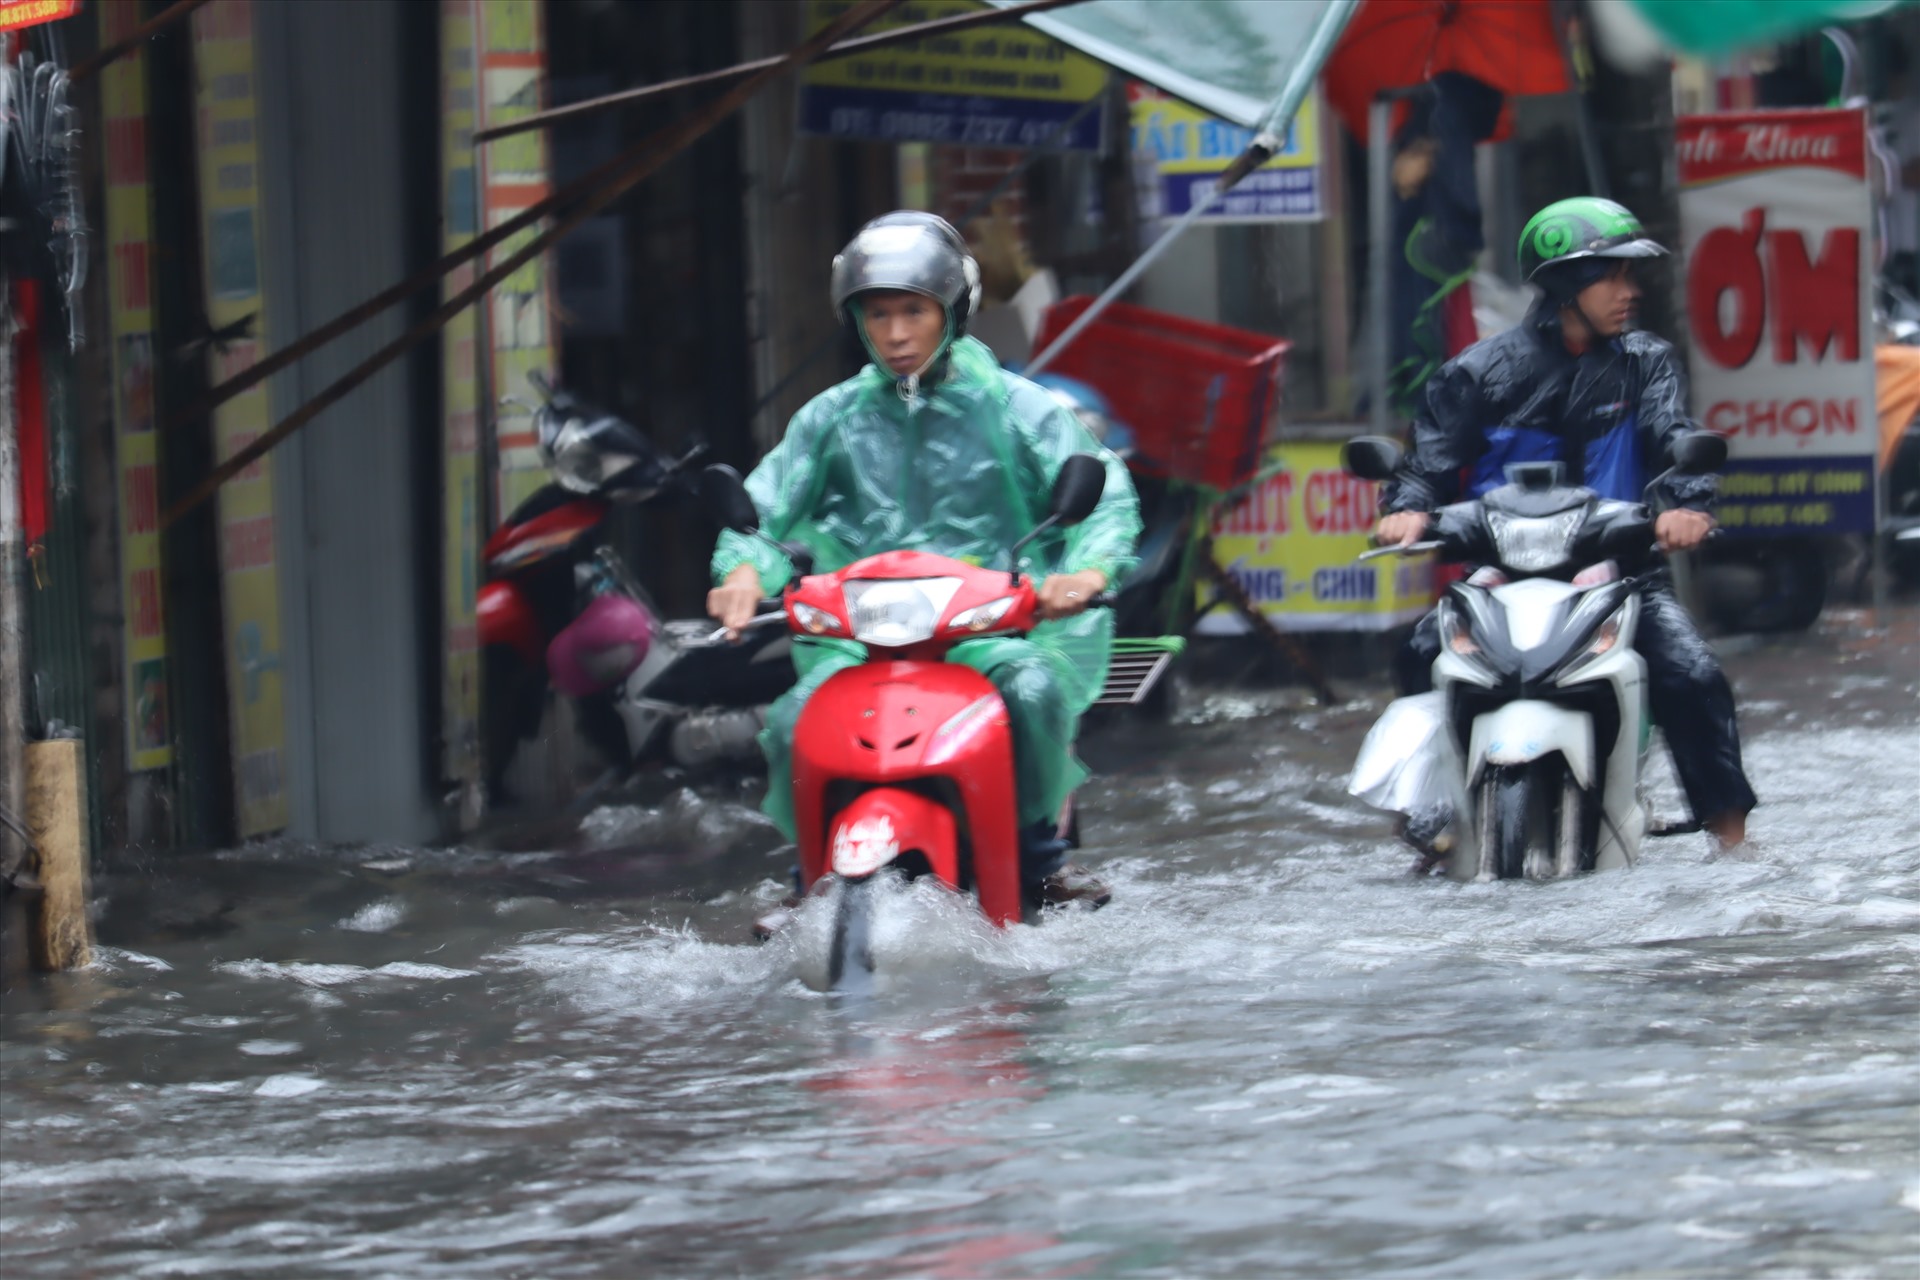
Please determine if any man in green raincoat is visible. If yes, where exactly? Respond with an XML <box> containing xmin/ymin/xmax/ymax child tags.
<box><xmin>708</xmin><ymin>211</ymin><xmax>1141</xmax><ymax>907</ymax></box>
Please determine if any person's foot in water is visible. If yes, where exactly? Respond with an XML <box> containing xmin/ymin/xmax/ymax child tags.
<box><xmin>1036</xmin><ymin>862</ymin><xmax>1112</xmax><ymax>908</ymax></box>
<box><xmin>1022</xmin><ymin>820</ymin><xmax>1110</xmax><ymax>910</ymax></box>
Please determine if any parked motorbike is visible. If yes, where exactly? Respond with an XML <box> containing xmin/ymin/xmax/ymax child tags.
<box><xmin>1878</xmin><ymin>281</ymin><xmax>1920</xmax><ymax>583</ymax></box>
<box><xmin>701</xmin><ymin>454</ymin><xmax>1112</xmax><ymax>991</ymax></box>
<box><xmin>478</xmin><ymin>374</ymin><xmax>795</xmax><ymax>798</ymax></box>
<box><xmin>1342</xmin><ymin>430</ymin><xmax>1729</xmax><ymax>880</ymax></box>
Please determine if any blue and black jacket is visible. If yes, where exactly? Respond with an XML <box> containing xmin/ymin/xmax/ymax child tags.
<box><xmin>1378</xmin><ymin>300</ymin><xmax>1718</xmax><ymax>516</ymax></box>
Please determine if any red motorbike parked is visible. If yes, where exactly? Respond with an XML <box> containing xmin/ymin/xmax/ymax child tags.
<box><xmin>701</xmin><ymin>455</ymin><xmax>1112</xmax><ymax>990</ymax></box>
<box><xmin>480</xmin><ymin>373</ymin><xmax>793</xmax><ymax>799</ymax></box>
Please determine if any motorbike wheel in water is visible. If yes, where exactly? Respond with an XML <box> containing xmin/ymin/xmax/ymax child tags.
<box><xmin>828</xmin><ymin>874</ymin><xmax>879</xmax><ymax>993</ymax></box>
<box><xmin>1476</xmin><ymin>760</ymin><xmax>1563</xmax><ymax>880</ymax></box>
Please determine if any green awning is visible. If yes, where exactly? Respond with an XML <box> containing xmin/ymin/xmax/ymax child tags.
<box><xmin>1620</xmin><ymin>0</ymin><xmax>1912</xmax><ymax>57</ymax></box>
<box><xmin>988</xmin><ymin>0</ymin><xmax>1355</xmax><ymax>131</ymax></box>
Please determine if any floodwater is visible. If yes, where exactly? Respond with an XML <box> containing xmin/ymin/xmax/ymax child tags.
<box><xmin>3</xmin><ymin>607</ymin><xmax>1917</xmax><ymax>1279</ymax></box>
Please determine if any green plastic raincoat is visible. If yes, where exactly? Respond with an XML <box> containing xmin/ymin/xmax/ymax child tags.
<box><xmin>712</xmin><ymin>336</ymin><xmax>1142</xmax><ymax>839</ymax></box>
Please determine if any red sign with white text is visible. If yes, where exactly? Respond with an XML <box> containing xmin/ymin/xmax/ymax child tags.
<box><xmin>0</xmin><ymin>0</ymin><xmax>79</xmax><ymax>33</ymax></box>
<box><xmin>1678</xmin><ymin>109</ymin><xmax>1877</xmax><ymax>536</ymax></box>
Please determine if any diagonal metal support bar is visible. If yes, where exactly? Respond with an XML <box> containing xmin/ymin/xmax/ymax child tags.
<box><xmin>474</xmin><ymin>0</ymin><xmax>1090</xmax><ymax>144</ymax></box>
<box><xmin>159</xmin><ymin>0</ymin><xmax>905</xmax><ymax>529</ymax></box>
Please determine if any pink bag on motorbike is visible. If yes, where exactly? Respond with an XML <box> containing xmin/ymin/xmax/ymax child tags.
<box><xmin>546</xmin><ymin>592</ymin><xmax>654</xmax><ymax>696</ymax></box>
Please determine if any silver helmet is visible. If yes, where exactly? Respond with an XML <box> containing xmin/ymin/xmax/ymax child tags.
<box><xmin>829</xmin><ymin>211</ymin><xmax>982</xmax><ymax>330</ymax></box>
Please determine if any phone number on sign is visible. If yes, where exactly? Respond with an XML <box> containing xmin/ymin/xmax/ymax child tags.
<box><xmin>826</xmin><ymin>106</ymin><xmax>1069</xmax><ymax>146</ymax></box>
<box><xmin>0</xmin><ymin>0</ymin><xmax>76</xmax><ymax>27</ymax></box>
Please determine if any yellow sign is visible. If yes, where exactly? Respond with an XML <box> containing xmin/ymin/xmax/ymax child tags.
<box><xmin>102</xmin><ymin>0</ymin><xmax>169</xmax><ymax>772</ymax></box>
<box><xmin>800</xmin><ymin>0</ymin><xmax>1107</xmax><ymax>149</ymax></box>
<box><xmin>440</xmin><ymin>0</ymin><xmax>482</xmax><ymax>799</ymax></box>
<box><xmin>1200</xmin><ymin>441</ymin><xmax>1434</xmax><ymax>633</ymax></box>
<box><xmin>193</xmin><ymin>0</ymin><xmax>288</xmax><ymax>835</ymax></box>
<box><xmin>1130</xmin><ymin>85</ymin><xmax>1323</xmax><ymax>222</ymax></box>
<box><xmin>477</xmin><ymin>0</ymin><xmax>556</xmax><ymax>516</ymax></box>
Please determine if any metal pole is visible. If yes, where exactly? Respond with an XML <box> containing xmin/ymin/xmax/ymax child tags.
<box><xmin>0</xmin><ymin>278</ymin><xmax>27</xmax><ymax>892</ymax></box>
<box><xmin>1025</xmin><ymin>0</ymin><xmax>1359</xmax><ymax>377</ymax></box>
<box><xmin>1369</xmin><ymin>97</ymin><xmax>1392</xmax><ymax>435</ymax></box>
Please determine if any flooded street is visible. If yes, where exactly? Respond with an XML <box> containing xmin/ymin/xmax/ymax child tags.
<box><xmin>3</xmin><ymin>606</ymin><xmax>1916</xmax><ymax>1279</ymax></box>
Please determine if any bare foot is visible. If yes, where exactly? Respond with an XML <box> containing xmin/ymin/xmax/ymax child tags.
<box><xmin>1704</xmin><ymin>809</ymin><xmax>1748</xmax><ymax>853</ymax></box>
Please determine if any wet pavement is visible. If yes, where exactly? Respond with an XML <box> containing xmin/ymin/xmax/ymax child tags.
<box><xmin>3</xmin><ymin>604</ymin><xmax>1917</xmax><ymax>1278</ymax></box>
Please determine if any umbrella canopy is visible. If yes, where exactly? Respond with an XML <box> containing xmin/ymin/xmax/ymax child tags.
<box><xmin>1323</xmin><ymin>0</ymin><xmax>1571</xmax><ymax>143</ymax></box>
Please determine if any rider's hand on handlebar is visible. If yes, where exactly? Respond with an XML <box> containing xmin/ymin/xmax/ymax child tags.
<box><xmin>707</xmin><ymin>565</ymin><xmax>766</xmax><ymax>642</ymax></box>
<box><xmin>1654</xmin><ymin>508</ymin><xmax>1715</xmax><ymax>552</ymax></box>
<box><xmin>1375</xmin><ymin>511</ymin><xmax>1431</xmax><ymax>547</ymax></box>
<box><xmin>1037</xmin><ymin>569</ymin><xmax>1108</xmax><ymax>621</ymax></box>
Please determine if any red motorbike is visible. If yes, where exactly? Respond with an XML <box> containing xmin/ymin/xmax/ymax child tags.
<box><xmin>702</xmin><ymin>455</ymin><xmax>1111</xmax><ymax>990</ymax></box>
<box><xmin>480</xmin><ymin>373</ymin><xmax>793</xmax><ymax>800</ymax></box>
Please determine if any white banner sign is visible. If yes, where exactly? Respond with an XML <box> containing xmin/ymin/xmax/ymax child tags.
<box><xmin>1677</xmin><ymin>108</ymin><xmax>1877</xmax><ymax>536</ymax></box>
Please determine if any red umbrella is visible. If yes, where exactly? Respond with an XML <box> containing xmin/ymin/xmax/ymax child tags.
<box><xmin>1323</xmin><ymin>0</ymin><xmax>1572</xmax><ymax>143</ymax></box>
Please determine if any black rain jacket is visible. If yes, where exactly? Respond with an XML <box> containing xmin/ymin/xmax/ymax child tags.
<box><xmin>1379</xmin><ymin>300</ymin><xmax>1718</xmax><ymax>516</ymax></box>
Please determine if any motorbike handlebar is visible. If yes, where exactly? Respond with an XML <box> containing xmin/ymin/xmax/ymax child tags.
<box><xmin>699</xmin><ymin>610</ymin><xmax>786</xmax><ymax>647</ymax></box>
<box><xmin>1357</xmin><ymin>540</ymin><xmax>1443</xmax><ymax>562</ymax></box>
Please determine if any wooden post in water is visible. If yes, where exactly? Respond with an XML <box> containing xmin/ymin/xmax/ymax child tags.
<box><xmin>25</xmin><ymin>739</ymin><xmax>91</xmax><ymax>970</ymax></box>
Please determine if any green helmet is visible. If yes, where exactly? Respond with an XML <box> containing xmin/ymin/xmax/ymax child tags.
<box><xmin>1517</xmin><ymin>197</ymin><xmax>1668</xmax><ymax>282</ymax></box>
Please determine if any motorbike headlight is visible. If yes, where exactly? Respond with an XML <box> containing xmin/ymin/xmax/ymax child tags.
<box><xmin>1587</xmin><ymin>608</ymin><xmax>1624</xmax><ymax>656</ymax></box>
<box><xmin>547</xmin><ymin>419</ymin><xmax>634</xmax><ymax>495</ymax></box>
<box><xmin>790</xmin><ymin>601</ymin><xmax>844</xmax><ymax>636</ymax></box>
<box><xmin>1554</xmin><ymin>598</ymin><xmax>1636</xmax><ymax>687</ymax></box>
<box><xmin>843</xmin><ymin>577</ymin><xmax>963</xmax><ymax>647</ymax></box>
<box><xmin>1486</xmin><ymin>509</ymin><xmax>1585</xmax><ymax>573</ymax></box>
<box><xmin>948</xmin><ymin>595</ymin><xmax>1017</xmax><ymax>633</ymax></box>
<box><xmin>1439</xmin><ymin>602</ymin><xmax>1479</xmax><ymax>656</ymax></box>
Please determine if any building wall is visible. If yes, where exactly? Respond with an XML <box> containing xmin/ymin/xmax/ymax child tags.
<box><xmin>737</xmin><ymin>0</ymin><xmax>897</xmax><ymax>456</ymax></box>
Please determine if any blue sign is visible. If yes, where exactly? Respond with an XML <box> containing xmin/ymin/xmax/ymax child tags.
<box><xmin>1715</xmin><ymin>456</ymin><xmax>1876</xmax><ymax>536</ymax></box>
<box><xmin>797</xmin><ymin>85</ymin><xmax>1104</xmax><ymax>150</ymax></box>
<box><xmin>1160</xmin><ymin>166</ymin><xmax>1321</xmax><ymax>222</ymax></box>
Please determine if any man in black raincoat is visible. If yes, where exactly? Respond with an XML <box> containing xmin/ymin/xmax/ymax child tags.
<box><xmin>1374</xmin><ymin>197</ymin><xmax>1757</xmax><ymax>849</ymax></box>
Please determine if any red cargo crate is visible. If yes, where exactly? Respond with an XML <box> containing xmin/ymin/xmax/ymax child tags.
<box><xmin>1030</xmin><ymin>296</ymin><xmax>1291</xmax><ymax>492</ymax></box>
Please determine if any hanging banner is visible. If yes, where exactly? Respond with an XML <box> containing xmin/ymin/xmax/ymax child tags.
<box><xmin>102</xmin><ymin>0</ymin><xmax>169</xmax><ymax>772</ymax></box>
<box><xmin>0</xmin><ymin>0</ymin><xmax>80</xmax><ymax>33</ymax></box>
<box><xmin>1199</xmin><ymin>441</ymin><xmax>1435</xmax><ymax>634</ymax></box>
<box><xmin>192</xmin><ymin>0</ymin><xmax>288</xmax><ymax>835</ymax></box>
<box><xmin>476</xmin><ymin>0</ymin><xmax>556</xmax><ymax>517</ymax></box>
<box><xmin>1678</xmin><ymin>109</ymin><xmax>1877</xmax><ymax>536</ymax></box>
<box><xmin>439</xmin><ymin>0</ymin><xmax>482</xmax><ymax>805</ymax></box>
<box><xmin>1129</xmin><ymin>82</ymin><xmax>1323</xmax><ymax>224</ymax></box>
<box><xmin>798</xmin><ymin>0</ymin><xmax>1107</xmax><ymax>150</ymax></box>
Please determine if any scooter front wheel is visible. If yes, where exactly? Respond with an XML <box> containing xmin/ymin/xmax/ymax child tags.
<box><xmin>1477</xmin><ymin>762</ymin><xmax>1554</xmax><ymax>881</ymax></box>
<box><xmin>828</xmin><ymin>875</ymin><xmax>879</xmax><ymax>993</ymax></box>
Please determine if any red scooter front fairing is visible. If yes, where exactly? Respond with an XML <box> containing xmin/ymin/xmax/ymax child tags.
<box><xmin>786</xmin><ymin>551</ymin><xmax>1043</xmax><ymax>928</ymax></box>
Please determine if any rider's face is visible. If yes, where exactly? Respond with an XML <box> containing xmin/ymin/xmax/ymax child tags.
<box><xmin>860</xmin><ymin>291</ymin><xmax>946</xmax><ymax>375</ymax></box>
<box><xmin>1575</xmin><ymin>262</ymin><xmax>1641</xmax><ymax>337</ymax></box>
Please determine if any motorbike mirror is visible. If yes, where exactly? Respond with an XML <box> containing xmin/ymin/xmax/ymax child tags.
<box><xmin>1668</xmin><ymin>431</ymin><xmax>1728</xmax><ymax>476</ymax></box>
<box><xmin>699</xmin><ymin>463</ymin><xmax>760</xmax><ymax>532</ymax></box>
<box><xmin>1049</xmin><ymin>454</ymin><xmax>1106</xmax><ymax>525</ymax></box>
<box><xmin>1343</xmin><ymin>435</ymin><xmax>1402</xmax><ymax>481</ymax></box>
